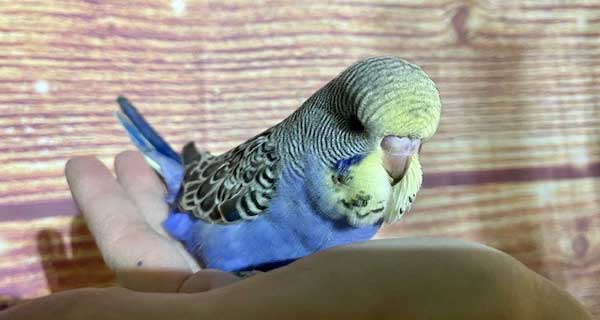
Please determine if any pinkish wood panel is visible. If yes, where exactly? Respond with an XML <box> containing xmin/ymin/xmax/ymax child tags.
<box><xmin>1</xmin><ymin>0</ymin><xmax>599</xmax><ymax>316</ymax></box>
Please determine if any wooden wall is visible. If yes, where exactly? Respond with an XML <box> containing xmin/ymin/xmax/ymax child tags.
<box><xmin>1</xmin><ymin>0</ymin><xmax>599</xmax><ymax>316</ymax></box>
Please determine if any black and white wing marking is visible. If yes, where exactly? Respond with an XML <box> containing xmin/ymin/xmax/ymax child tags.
<box><xmin>177</xmin><ymin>130</ymin><xmax>280</xmax><ymax>224</ymax></box>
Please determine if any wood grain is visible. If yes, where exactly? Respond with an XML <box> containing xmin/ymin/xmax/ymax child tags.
<box><xmin>1</xmin><ymin>0</ymin><xmax>599</xmax><ymax>316</ymax></box>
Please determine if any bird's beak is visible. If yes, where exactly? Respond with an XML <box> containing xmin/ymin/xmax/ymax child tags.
<box><xmin>381</xmin><ymin>135</ymin><xmax>420</xmax><ymax>185</ymax></box>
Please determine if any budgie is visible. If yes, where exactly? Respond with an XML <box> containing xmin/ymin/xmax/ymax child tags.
<box><xmin>116</xmin><ymin>56</ymin><xmax>441</xmax><ymax>272</ymax></box>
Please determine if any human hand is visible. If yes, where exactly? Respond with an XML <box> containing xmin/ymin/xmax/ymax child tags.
<box><xmin>0</xmin><ymin>152</ymin><xmax>592</xmax><ymax>319</ymax></box>
<box><xmin>62</xmin><ymin>151</ymin><xmax>240</xmax><ymax>292</ymax></box>
<box><xmin>2</xmin><ymin>236</ymin><xmax>593</xmax><ymax>320</ymax></box>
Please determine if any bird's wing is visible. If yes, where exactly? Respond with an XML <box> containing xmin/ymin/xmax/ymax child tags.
<box><xmin>177</xmin><ymin>129</ymin><xmax>280</xmax><ymax>224</ymax></box>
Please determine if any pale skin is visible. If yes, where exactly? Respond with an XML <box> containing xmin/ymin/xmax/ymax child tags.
<box><xmin>0</xmin><ymin>151</ymin><xmax>591</xmax><ymax>319</ymax></box>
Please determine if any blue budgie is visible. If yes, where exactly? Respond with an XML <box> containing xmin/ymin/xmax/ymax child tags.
<box><xmin>116</xmin><ymin>56</ymin><xmax>441</xmax><ymax>272</ymax></box>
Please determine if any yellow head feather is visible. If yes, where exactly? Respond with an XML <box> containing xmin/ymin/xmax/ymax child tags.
<box><xmin>280</xmin><ymin>57</ymin><xmax>440</xmax><ymax>226</ymax></box>
<box><xmin>321</xmin><ymin>57</ymin><xmax>440</xmax><ymax>225</ymax></box>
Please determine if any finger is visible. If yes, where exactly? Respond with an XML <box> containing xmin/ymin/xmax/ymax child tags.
<box><xmin>65</xmin><ymin>156</ymin><xmax>150</xmax><ymax>267</ymax></box>
<box><xmin>178</xmin><ymin>270</ymin><xmax>242</xmax><ymax>293</ymax></box>
<box><xmin>114</xmin><ymin>151</ymin><xmax>201</xmax><ymax>273</ymax></box>
<box><xmin>65</xmin><ymin>156</ymin><xmax>195</xmax><ymax>291</ymax></box>
<box><xmin>114</xmin><ymin>151</ymin><xmax>169</xmax><ymax>234</ymax></box>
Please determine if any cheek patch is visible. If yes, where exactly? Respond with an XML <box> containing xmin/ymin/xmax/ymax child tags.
<box><xmin>334</xmin><ymin>154</ymin><xmax>366</xmax><ymax>176</ymax></box>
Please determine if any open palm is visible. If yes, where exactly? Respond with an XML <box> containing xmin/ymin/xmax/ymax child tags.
<box><xmin>65</xmin><ymin>151</ymin><xmax>238</xmax><ymax>292</ymax></box>
<box><xmin>1</xmin><ymin>153</ymin><xmax>590</xmax><ymax>319</ymax></box>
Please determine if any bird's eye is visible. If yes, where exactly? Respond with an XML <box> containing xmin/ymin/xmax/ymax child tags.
<box><xmin>347</xmin><ymin>115</ymin><xmax>365</xmax><ymax>133</ymax></box>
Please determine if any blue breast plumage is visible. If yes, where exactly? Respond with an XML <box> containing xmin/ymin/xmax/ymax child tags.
<box><xmin>164</xmin><ymin>156</ymin><xmax>381</xmax><ymax>272</ymax></box>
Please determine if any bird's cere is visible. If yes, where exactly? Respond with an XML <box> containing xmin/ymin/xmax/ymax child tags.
<box><xmin>381</xmin><ymin>136</ymin><xmax>420</xmax><ymax>182</ymax></box>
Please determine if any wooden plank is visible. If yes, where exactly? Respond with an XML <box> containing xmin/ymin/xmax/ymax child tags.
<box><xmin>0</xmin><ymin>0</ymin><xmax>599</xmax><ymax>316</ymax></box>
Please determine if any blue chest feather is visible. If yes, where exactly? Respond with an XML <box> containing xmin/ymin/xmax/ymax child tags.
<box><xmin>163</xmin><ymin>158</ymin><xmax>381</xmax><ymax>272</ymax></box>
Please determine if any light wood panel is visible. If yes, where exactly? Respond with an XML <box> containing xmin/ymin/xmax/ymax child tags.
<box><xmin>1</xmin><ymin>0</ymin><xmax>599</xmax><ymax>316</ymax></box>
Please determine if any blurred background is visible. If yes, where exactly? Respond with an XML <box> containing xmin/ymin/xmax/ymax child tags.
<box><xmin>1</xmin><ymin>0</ymin><xmax>599</xmax><ymax>316</ymax></box>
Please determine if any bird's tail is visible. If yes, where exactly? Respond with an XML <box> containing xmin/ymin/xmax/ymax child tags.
<box><xmin>115</xmin><ymin>96</ymin><xmax>183</xmax><ymax>204</ymax></box>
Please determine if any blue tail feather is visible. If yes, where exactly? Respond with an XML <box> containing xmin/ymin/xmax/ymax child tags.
<box><xmin>115</xmin><ymin>96</ymin><xmax>183</xmax><ymax>204</ymax></box>
<box><xmin>116</xmin><ymin>96</ymin><xmax>180</xmax><ymax>163</ymax></box>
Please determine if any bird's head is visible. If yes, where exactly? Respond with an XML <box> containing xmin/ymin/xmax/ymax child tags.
<box><xmin>291</xmin><ymin>56</ymin><xmax>441</xmax><ymax>226</ymax></box>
